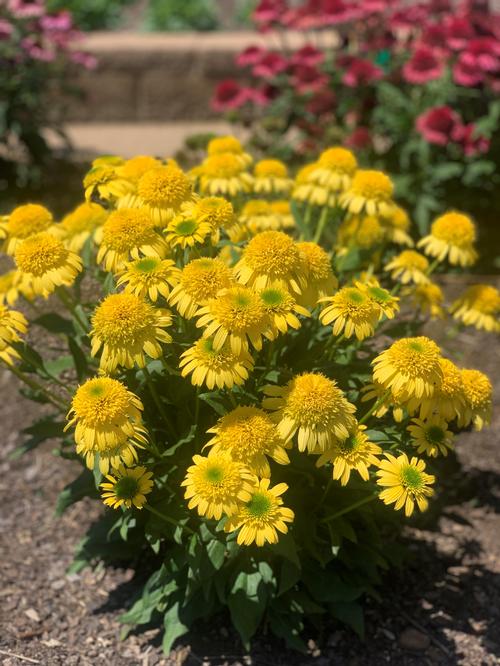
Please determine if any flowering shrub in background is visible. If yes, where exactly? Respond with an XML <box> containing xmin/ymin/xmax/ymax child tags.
<box><xmin>1</xmin><ymin>138</ymin><xmax>497</xmax><ymax>651</ymax></box>
<box><xmin>213</xmin><ymin>0</ymin><xmax>500</xmax><ymax>232</ymax></box>
<box><xmin>0</xmin><ymin>0</ymin><xmax>96</xmax><ymax>181</ymax></box>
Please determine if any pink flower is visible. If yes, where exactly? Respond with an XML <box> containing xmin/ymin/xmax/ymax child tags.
<box><xmin>390</xmin><ymin>5</ymin><xmax>429</xmax><ymax>29</ymax></box>
<box><xmin>416</xmin><ymin>106</ymin><xmax>461</xmax><ymax>146</ymax></box>
<box><xmin>251</xmin><ymin>84</ymin><xmax>279</xmax><ymax>106</ymax></box>
<box><xmin>211</xmin><ymin>80</ymin><xmax>250</xmax><ymax>112</ymax></box>
<box><xmin>445</xmin><ymin>16</ymin><xmax>474</xmax><ymax>50</ymax></box>
<box><xmin>290</xmin><ymin>44</ymin><xmax>325</xmax><ymax>68</ymax></box>
<box><xmin>252</xmin><ymin>52</ymin><xmax>288</xmax><ymax>78</ymax></box>
<box><xmin>428</xmin><ymin>0</ymin><xmax>452</xmax><ymax>13</ymax></box>
<box><xmin>402</xmin><ymin>46</ymin><xmax>444</xmax><ymax>84</ymax></box>
<box><xmin>40</xmin><ymin>11</ymin><xmax>73</xmax><ymax>32</ymax></box>
<box><xmin>359</xmin><ymin>0</ymin><xmax>392</xmax><ymax>17</ymax></box>
<box><xmin>252</xmin><ymin>0</ymin><xmax>286</xmax><ymax>29</ymax></box>
<box><xmin>306</xmin><ymin>89</ymin><xmax>336</xmax><ymax>115</ymax></box>
<box><xmin>453</xmin><ymin>54</ymin><xmax>485</xmax><ymax>86</ymax></box>
<box><xmin>236</xmin><ymin>46</ymin><xmax>265</xmax><ymax>67</ymax></box>
<box><xmin>70</xmin><ymin>51</ymin><xmax>98</xmax><ymax>70</ymax></box>
<box><xmin>342</xmin><ymin>58</ymin><xmax>384</xmax><ymax>87</ymax></box>
<box><xmin>291</xmin><ymin>64</ymin><xmax>329</xmax><ymax>93</ymax></box>
<box><xmin>0</xmin><ymin>19</ymin><xmax>14</xmax><ymax>39</ymax></box>
<box><xmin>461</xmin><ymin>38</ymin><xmax>500</xmax><ymax>74</ymax></box>
<box><xmin>452</xmin><ymin>123</ymin><xmax>490</xmax><ymax>156</ymax></box>
<box><xmin>8</xmin><ymin>0</ymin><xmax>44</xmax><ymax>18</ymax></box>
<box><xmin>345</xmin><ymin>126</ymin><xmax>373</xmax><ymax>150</ymax></box>
<box><xmin>420</xmin><ymin>23</ymin><xmax>449</xmax><ymax>54</ymax></box>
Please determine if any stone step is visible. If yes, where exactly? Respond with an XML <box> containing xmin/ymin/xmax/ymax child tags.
<box><xmin>46</xmin><ymin>121</ymin><xmax>238</xmax><ymax>159</ymax></box>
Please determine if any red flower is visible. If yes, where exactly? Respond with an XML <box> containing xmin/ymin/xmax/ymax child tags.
<box><xmin>236</xmin><ymin>46</ymin><xmax>265</xmax><ymax>67</ymax></box>
<box><xmin>390</xmin><ymin>5</ymin><xmax>429</xmax><ymax>29</ymax></box>
<box><xmin>251</xmin><ymin>84</ymin><xmax>279</xmax><ymax>106</ymax></box>
<box><xmin>345</xmin><ymin>127</ymin><xmax>373</xmax><ymax>150</ymax></box>
<box><xmin>445</xmin><ymin>16</ymin><xmax>474</xmax><ymax>50</ymax></box>
<box><xmin>461</xmin><ymin>38</ymin><xmax>500</xmax><ymax>74</ymax></box>
<box><xmin>211</xmin><ymin>80</ymin><xmax>249</xmax><ymax>112</ymax></box>
<box><xmin>291</xmin><ymin>64</ymin><xmax>329</xmax><ymax>93</ymax></box>
<box><xmin>452</xmin><ymin>123</ymin><xmax>490</xmax><ymax>156</ymax></box>
<box><xmin>342</xmin><ymin>58</ymin><xmax>384</xmax><ymax>87</ymax></box>
<box><xmin>402</xmin><ymin>46</ymin><xmax>444</xmax><ymax>84</ymax></box>
<box><xmin>290</xmin><ymin>44</ymin><xmax>325</xmax><ymax>67</ymax></box>
<box><xmin>416</xmin><ymin>106</ymin><xmax>461</xmax><ymax>146</ymax></box>
<box><xmin>252</xmin><ymin>0</ymin><xmax>287</xmax><ymax>28</ymax></box>
<box><xmin>453</xmin><ymin>53</ymin><xmax>485</xmax><ymax>86</ymax></box>
<box><xmin>420</xmin><ymin>23</ymin><xmax>449</xmax><ymax>54</ymax></box>
<box><xmin>252</xmin><ymin>52</ymin><xmax>288</xmax><ymax>78</ymax></box>
<box><xmin>306</xmin><ymin>89</ymin><xmax>336</xmax><ymax>115</ymax></box>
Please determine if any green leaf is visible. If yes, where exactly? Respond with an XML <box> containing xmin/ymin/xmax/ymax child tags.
<box><xmin>44</xmin><ymin>355</ymin><xmax>74</xmax><ymax>377</ymax></box>
<box><xmin>56</xmin><ymin>468</ymin><xmax>98</xmax><ymax>516</ymax></box>
<box><xmin>68</xmin><ymin>337</ymin><xmax>89</xmax><ymax>381</ymax></box>
<box><xmin>162</xmin><ymin>600</ymin><xmax>188</xmax><ymax>654</ymax></box>
<box><xmin>278</xmin><ymin>559</ymin><xmax>301</xmax><ymax>596</ymax></box>
<box><xmin>11</xmin><ymin>418</ymin><xmax>65</xmax><ymax>458</ymax></box>
<box><xmin>330</xmin><ymin>601</ymin><xmax>365</xmax><ymax>638</ymax></box>
<box><xmin>198</xmin><ymin>392</ymin><xmax>227</xmax><ymax>416</ymax></box>
<box><xmin>33</xmin><ymin>313</ymin><xmax>75</xmax><ymax>335</ymax></box>
<box><xmin>206</xmin><ymin>540</ymin><xmax>225</xmax><ymax>570</ymax></box>
<box><xmin>269</xmin><ymin>610</ymin><xmax>307</xmax><ymax>652</ymax></box>
<box><xmin>431</xmin><ymin>162</ymin><xmax>463</xmax><ymax>182</ymax></box>
<box><xmin>228</xmin><ymin>571</ymin><xmax>268</xmax><ymax>647</ymax></box>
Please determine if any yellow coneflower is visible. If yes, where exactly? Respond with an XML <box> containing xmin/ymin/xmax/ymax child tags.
<box><xmin>372</xmin><ymin>336</ymin><xmax>443</xmax><ymax>401</ymax></box>
<box><xmin>376</xmin><ymin>453</ymin><xmax>435</xmax><ymax>517</ymax></box>
<box><xmin>168</xmin><ymin>257</ymin><xmax>233</xmax><ymax>319</ymax></box>
<box><xmin>165</xmin><ymin>211</ymin><xmax>212</xmax><ymax>250</ymax></box>
<box><xmin>205</xmin><ymin>406</ymin><xmax>289</xmax><ymax>477</ymax></box>
<box><xmin>66</xmin><ymin>376</ymin><xmax>148</xmax><ymax>474</ymax></box>
<box><xmin>224</xmin><ymin>478</ymin><xmax>294</xmax><ymax>547</ymax></box>
<box><xmin>449</xmin><ymin>284</ymin><xmax>500</xmax><ymax>333</ymax></box>
<box><xmin>3</xmin><ymin>203</ymin><xmax>54</xmax><ymax>254</ymax></box>
<box><xmin>206</xmin><ymin>135</ymin><xmax>253</xmax><ymax>167</ymax></box>
<box><xmin>381</xmin><ymin>205</ymin><xmax>414</xmax><ymax>247</ymax></box>
<box><xmin>360</xmin><ymin>381</ymin><xmax>407</xmax><ymax>422</ymax></box>
<box><xmin>405</xmin><ymin>282</ymin><xmax>446</xmax><ymax>319</ymax></box>
<box><xmin>263</xmin><ymin>372</ymin><xmax>357</xmax><ymax>454</ymax></box>
<box><xmin>252</xmin><ymin>159</ymin><xmax>292</xmax><ymax>194</ymax></box>
<box><xmin>408</xmin><ymin>417</ymin><xmax>454</xmax><ymax>457</ymax></box>
<box><xmin>308</xmin><ymin>146</ymin><xmax>358</xmax><ymax>192</ymax></box>
<box><xmin>418</xmin><ymin>211</ymin><xmax>477</xmax><ymax>267</ymax></box>
<box><xmin>197</xmin><ymin>153</ymin><xmax>254</xmax><ymax>196</ymax></box>
<box><xmin>183</xmin><ymin>197</ymin><xmax>235</xmax><ymax>234</ymax></box>
<box><xmin>384</xmin><ymin>250</ymin><xmax>430</xmax><ymax>285</ymax></box>
<box><xmin>270</xmin><ymin>200</ymin><xmax>295</xmax><ymax>230</ymax></box>
<box><xmin>96</xmin><ymin>208</ymin><xmax>166</xmax><ymax>273</ymax></box>
<box><xmin>195</xmin><ymin>286</ymin><xmax>270</xmax><ymax>354</ymax></box>
<box><xmin>0</xmin><ymin>303</ymin><xmax>28</xmax><ymax>365</ymax></box>
<box><xmin>100</xmin><ymin>465</ymin><xmax>154</xmax><ymax>509</ymax></box>
<box><xmin>338</xmin><ymin>215</ymin><xmax>386</xmax><ymax>250</ymax></box>
<box><xmin>340</xmin><ymin>170</ymin><xmax>394</xmax><ymax>216</ymax></box>
<box><xmin>14</xmin><ymin>232</ymin><xmax>82</xmax><ymax>297</ymax></box>
<box><xmin>319</xmin><ymin>286</ymin><xmax>381</xmax><ymax>340</ymax></box>
<box><xmin>181</xmin><ymin>451</ymin><xmax>255</xmax><ymax>520</ymax></box>
<box><xmin>83</xmin><ymin>164</ymin><xmax>128</xmax><ymax>203</ymax></box>
<box><xmin>90</xmin><ymin>293</ymin><xmax>172</xmax><ymax>372</ymax></box>
<box><xmin>58</xmin><ymin>202</ymin><xmax>108</xmax><ymax>253</ymax></box>
<box><xmin>0</xmin><ymin>270</ymin><xmax>24</xmax><ymax>307</ymax></box>
<box><xmin>316</xmin><ymin>424</ymin><xmax>382</xmax><ymax>486</ymax></box>
<box><xmin>296</xmin><ymin>241</ymin><xmax>337</xmax><ymax>308</ymax></box>
<box><xmin>259</xmin><ymin>284</ymin><xmax>310</xmax><ymax>337</ymax></box>
<box><xmin>235</xmin><ymin>231</ymin><xmax>305</xmax><ymax>294</ymax></box>
<box><xmin>115</xmin><ymin>155</ymin><xmax>162</xmax><ymax>196</ymax></box>
<box><xmin>239</xmin><ymin>200</ymin><xmax>283</xmax><ymax>234</ymax></box>
<box><xmin>356</xmin><ymin>280</ymin><xmax>399</xmax><ymax>320</ymax></box>
<box><xmin>179</xmin><ymin>337</ymin><xmax>254</xmax><ymax>390</ymax></box>
<box><xmin>116</xmin><ymin>257</ymin><xmax>181</xmax><ymax>302</ymax></box>
<box><xmin>411</xmin><ymin>357</ymin><xmax>465</xmax><ymax>421</ymax></box>
<box><xmin>458</xmin><ymin>368</ymin><xmax>492</xmax><ymax>431</ymax></box>
<box><xmin>135</xmin><ymin>163</ymin><xmax>194</xmax><ymax>225</ymax></box>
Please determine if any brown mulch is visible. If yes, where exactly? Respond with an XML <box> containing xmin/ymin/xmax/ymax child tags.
<box><xmin>1</xmin><ymin>325</ymin><xmax>499</xmax><ymax>666</ymax></box>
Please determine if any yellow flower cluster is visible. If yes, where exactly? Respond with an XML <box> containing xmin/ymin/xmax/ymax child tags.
<box><xmin>0</xmin><ymin>137</ymin><xmax>494</xmax><ymax>538</ymax></box>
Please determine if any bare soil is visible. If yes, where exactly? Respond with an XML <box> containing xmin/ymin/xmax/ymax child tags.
<box><xmin>1</xmin><ymin>324</ymin><xmax>499</xmax><ymax>666</ymax></box>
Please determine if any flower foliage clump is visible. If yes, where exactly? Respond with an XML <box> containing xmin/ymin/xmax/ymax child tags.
<box><xmin>213</xmin><ymin>0</ymin><xmax>500</xmax><ymax>231</ymax></box>
<box><xmin>1</xmin><ymin>139</ymin><xmax>496</xmax><ymax>651</ymax></box>
<box><xmin>0</xmin><ymin>0</ymin><xmax>96</xmax><ymax>178</ymax></box>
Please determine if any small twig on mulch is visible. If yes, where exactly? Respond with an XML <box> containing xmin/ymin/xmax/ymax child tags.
<box><xmin>0</xmin><ymin>649</ymin><xmax>41</xmax><ymax>664</ymax></box>
<box><xmin>399</xmin><ymin>609</ymin><xmax>452</xmax><ymax>658</ymax></box>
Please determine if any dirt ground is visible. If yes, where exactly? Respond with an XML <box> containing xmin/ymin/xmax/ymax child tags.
<box><xmin>1</xmin><ymin>323</ymin><xmax>499</xmax><ymax>666</ymax></box>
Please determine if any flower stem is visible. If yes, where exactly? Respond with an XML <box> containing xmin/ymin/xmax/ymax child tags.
<box><xmin>56</xmin><ymin>287</ymin><xmax>89</xmax><ymax>333</ymax></box>
<box><xmin>143</xmin><ymin>366</ymin><xmax>177</xmax><ymax>440</ymax></box>
<box><xmin>358</xmin><ymin>389</ymin><xmax>392</xmax><ymax>425</ymax></box>
<box><xmin>313</xmin><ymin>206</ymin><xmax>330</xmax><ymax>244</ymax></box>
<box><xmin>321</xmin><ymin>493</ymin><xmax>378</xmax><ymax>523</ymax></box>
<box><xmin>144</xmin><ymin>504</ymin><xmax>195</xmax><ymax>535</ymax></box>
<box><xmin>4</xmin><ymin>361</ymin><xmax>67</xmax><ymax>410</ymax></box>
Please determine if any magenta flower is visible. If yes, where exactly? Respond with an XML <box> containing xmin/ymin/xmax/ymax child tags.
<box><xmin>70</xmin><ymin>51</ymin><xmax>98</xmax><ymax>70</ymax></box>
<box><xmin>0</xmin><ymin>19</ymin><xmax>14</xmax><ymax>39</ymax></box>
<box><xmin>211</xmin><ymin>80</ymin><xmax>250</xmax><ymax>112</ymax></box>
<box><xmin>461</xmin><ymin>38</ymin><xmax>500</xmax><ymax>74</ymax></box>
<box><xmin>40</xmin><ymin>11</ymin><xmax>73</xmax><ymax>32</ymax></box>
<box><xmin>345</xmin><ymin>126</ymin><xmax>373</xmax><ymax>150</ymax></box>
<box><xmin>445</xmin><ymin>16</ymin><xmax>474</xmax><ymax>50</ymax></box>
<box><xmin>453</xmin><ymin>54</ymin><xmax>485</xmax><ymax>86</ymax></box>
<box><xmin>290</xmin><ymin>45</ymin><xmax>325</xmax><ymax>68</ymax></box>
<box><xmin>342</xmin><ymin>58</ymin><xmax>384</xmax><ymax>87</ymax></box>
<box><xmin>252</xmin><ymin>0</ymin><xmax>286</xmax><ymax>29</ymax></box>
<box><xmin>420</xmin><ymin>23</ymin><xmax>449</xmax><ymax>54</ymax></box>
<box><xmin>236</xmin><ymin>46</ymin><xmax>265</xmax><ymax>68</ymax></box>
<box><xmin>8</xmin><ymin>0</ymin><xmax>44</xmax><ymax>18</ymax></box>
<box><xmin>252</xmin><ymin>52</ymin><xmax>288</xmax><ymax>78</ymax></box>
<box><xmin>452</xmin><ymin>123</ymin><xmax>490</xmax><ymax>156</ymax></box>
<box><xmin>390</xmin><ymin>5</ymin><xmax>429</xmax><ymax>29</ymax></box>
<box><xmin>416</xmin><ymin>106</ymin><xmax>461</xmax><ymax>146</ymax></box>
<box><xmin>291</xmin><ymin>64</ymin><xmax>329</xmax><ymax>93</ymax></box>
<box><xmin>402</xmin><ymin>46</ymin><xmax>444</xmax><ymax>84</ymax></box>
